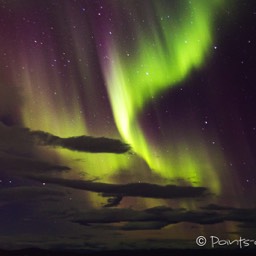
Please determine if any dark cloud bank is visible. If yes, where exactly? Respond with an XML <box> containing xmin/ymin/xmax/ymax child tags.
<box><xmin>0</xmin><ymin>151</ymin><xmax>70</xmax><ymax>174</ymax></box>
<box><xmin>26</xmin><ymin>176</ymin><xmax>208</xmax><ymax>202</ymax></box>
<box><xmin>70</xmin><ymin>205</ymin><xmax>256</xmax><ymax>230</ymax></box>
<box><xmin>23</xmin><ymin>174</ymin><xmax>256</xmax><ymax>231</ymax></box>
<box><xmin>0</xmin><ymin>122</ymin><xmax>131</xmax><ymax>155</ymax></box>
<box><xmin>0</xmin><ymin>186</ymin><xmax>66</xmax><ymax>203</ymax></box>
<box><xmin>31</xmin><ymin>130</ymin><xmax>131</xmax><ymax>154</ymax></box>
<box><xmin>0</xmin><ymin>122</ymin><xmax>130</xmax><ymax>175</ymax></box>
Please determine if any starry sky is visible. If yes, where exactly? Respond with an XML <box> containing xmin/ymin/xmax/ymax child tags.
<box><xmin>0</xmin><ymin>0</ymin><xmax>256</xmax><ymax>252</ymax></box>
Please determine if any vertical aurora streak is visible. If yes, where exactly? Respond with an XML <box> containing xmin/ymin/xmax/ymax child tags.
<box><xmin>13</xmin><ymin>4</ymin><xmax>134</xmax><ymax>181</ymax></box>
<box><xmin>99</xmin><ymin>0</ymin><xmax>226</xmax><ymax>192</ymax></box>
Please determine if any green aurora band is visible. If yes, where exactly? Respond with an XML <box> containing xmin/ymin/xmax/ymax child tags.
<box><xmin>101</xmin><ymin>0</ymin><xmax>227</xmax><ymax>192</ymax></box>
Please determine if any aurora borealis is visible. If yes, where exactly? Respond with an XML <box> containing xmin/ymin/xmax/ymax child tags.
<box><xmin>0</xmin><ymin>0</ymin><xmax>256</xmax><ymax>253</ymax></box>
<box><xmin>99</xmin><ymin>0</ymin><xmax>223</xmax><ymax>179</ymax></box>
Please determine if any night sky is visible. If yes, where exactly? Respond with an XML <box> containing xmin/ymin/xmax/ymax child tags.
<box><xmin>0</xmin><ymin>0</ymin><xmax>256</xmax><ymax>252</ymax></box>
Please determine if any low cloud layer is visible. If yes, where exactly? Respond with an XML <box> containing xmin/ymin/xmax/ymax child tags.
<box><xmin>69</xmin><ymin>205</ymin><xmax>256</xmax><ymax>230</ymax></box>
<box><xmin>26</xmin><ymin>176</ymin><xmax>208</xmax><ymax>203</ymax></box>
<box><xmin>0</xmin><ymin>186</ymin><xmax>67</xmax><ymax>203</ymax></box>
<box><xmin>0</xmin><ymin>152</ymin><xmax>70</xmax><ymax>174</ymax></box>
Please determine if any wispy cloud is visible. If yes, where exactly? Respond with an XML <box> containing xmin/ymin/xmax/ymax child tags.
<box><xmin>0</xmin><ymin>152</ymin><xmax>69</xmax><ymax>174</ymax></box>
<box><xmin>0</xmin><ymin>186</ymin><xmax>67</xmax><ymax>203</ymax></box>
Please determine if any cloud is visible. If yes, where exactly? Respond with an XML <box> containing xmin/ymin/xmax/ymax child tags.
<box><xmin>0</xmin><ymin>82</ymin><xmax>23</xmax><ymax>126</ymax></box>
<box><xmin>116</xmin><ymin>239</ymin><xmax>197</xmax><ymax>250</ymax></box>
<box><xmin>0</xmin><ymin>122</ymin><xmax>130</xmax><ymax>177</ymax></box>
<box><xmin>0</xmin><ymin>151</ymin><xmax>70</xmax><ymax>174</ymax></box>
<box><xmin>25</xmin><ymin>176</ymin><xmax>208</xmax><ymax>203</ymax></box>
<box><xmin>121</xmin><ymin>221</ymin><xmax>168</xmax><ymax>230</ymax></box>
<box><xmin>0</xmin><ymin>186</ymin><xmax>66</xmax><ymax>203</ymax></box>
<box><xmin>0</xmin><ymin>123</ymin><xmax>34</xmax><ymax>156</ymax></box>
<box><xmin>72</xmin><ymin>208</ymin><xmax>153</xmax><ymax>224</ymax></box>
<box><xmin>201</xmin><ymin>204</ymin><xmax>256</xmax><ymax>223</ymax></box>
<box><xmin>58</xmin><ymin>205</ymin><xmax>256</xmax><ymax>231</ymax></box>
<box><xmin>0</xmin><ymin>122</ymin><xmax>131</xmax><ymax>155</ymax></box>
<box><xmin>103</xmin><ymin>195</ymin><xmax>123</xmax><ymax>207</ymax></box>
<box><xmin>238</xmin><ymin>222</ymin><xmax>256</xmax><ymax>229</ymax></box>
<box><xmin>0</xmin><ymin>124</ymin><xmax>69</xmax><ymax>176</ymax></box>
<box><xmin>200</xmin><ymin>204</ymin><xmax>235</xmax><ymax>211</ymax></box>
<box><xmin>31</xmin><ymin>130</ymin><xmax>131</xmax><ymax>154</ymax></box>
